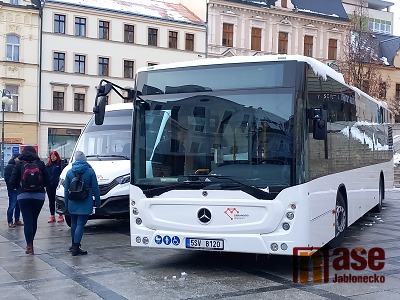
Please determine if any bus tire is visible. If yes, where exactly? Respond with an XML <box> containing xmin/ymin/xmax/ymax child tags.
<box><xmin>372</xmin><ymin>179</ymin><xmax>384</xmax><ymax>213</ymax></box>
<box><xmin>328</xmin><ymin>192</ymin><xmax>347</xmax><ymax>248</ymax></box>
<box><xmin>65</xmin><ymin>215</ymin><xmax>71</xmax><ymax>228</ymax></box>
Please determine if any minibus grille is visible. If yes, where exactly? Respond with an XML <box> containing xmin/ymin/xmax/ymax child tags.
<box><xmin>98</xmin><ymin>180</ymin><xmax>119</xmax><ymax>196</ymax></box>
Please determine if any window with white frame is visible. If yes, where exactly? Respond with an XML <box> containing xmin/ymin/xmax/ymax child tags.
<box><xmin>368</xmin><ymin>18</ymin><xmax>391</xmax><ymax>34</ymax></box>
<box><xmin>4</xmin><ymin>85</ymin><xmax>19</xmax><ymax>112</ymax></box>
<box><xmin>10</xmin><ymin>0</ymin><xmax>19</xmax><ymax>4</ymax></box>
<box><xmin>6</xmin><ymin>34</ymin><xmax>20</xmax><ymax>62</ymax></box>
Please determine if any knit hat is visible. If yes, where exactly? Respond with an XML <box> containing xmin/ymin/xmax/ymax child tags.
<box><xmin>74</xmin><ymin>150</ymin><xmax>87</xmax><ymax>162</ymax></box>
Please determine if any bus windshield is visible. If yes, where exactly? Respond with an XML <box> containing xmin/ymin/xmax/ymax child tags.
<box><xmin>134</xmin><ymin>90</ymin><xmax>294</xmax><ymax>190</ymax></box>
<box><xmin>75</xmin><ymin>109</ymin><xmax>132</xmax><ymax>161</ymax></box>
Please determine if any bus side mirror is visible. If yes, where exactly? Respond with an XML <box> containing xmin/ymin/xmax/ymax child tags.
<box><xmin>309</xmin><ymin>108</ymin><xmax>327</xmax><ymax>140</ymax></box>
<box><xmin>94</xmin><ymin>96</ymin><xmax>106</xmax><ymax>125</ymax></box>
<box><xmin>93</xmin><ymin>82</ymin><xmax>112</xmax><ymax>125</ymax></box>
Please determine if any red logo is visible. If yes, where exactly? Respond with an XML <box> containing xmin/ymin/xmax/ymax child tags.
<box><xmin>293</xmin><ymin>247</ymin><xmax>385</xmax><ymax>284</ymax></box>
<box><xmin>224</xmin><ymin>208</ymin><xmax>239</xmax><ymax>220</ymax></box>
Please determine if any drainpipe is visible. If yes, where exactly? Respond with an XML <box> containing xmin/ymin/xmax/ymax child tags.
<box><xmin>205</xmin><ymin>0</ymin><xmax>209</xmax><ymax>58</ymax></box>
<box><xmin>38</xmin><ymin>3</ymin><xmax>43</xmax><ymax>123</ymax></box>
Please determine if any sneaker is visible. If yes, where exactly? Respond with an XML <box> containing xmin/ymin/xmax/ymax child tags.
<box><xmin>8</xmin><ymin>223</ymin><xmax>16</xmax><ymax>228</ymax></box>
<box><xmin>57</xmin><ymin>215</ymin><xmax>64</xmax><ymax>223</ymax></box>
<box><xmin>15</xmin><ymin>221</ymin><xmax>24</xmax><ymax>226</ymax></box>
<box><xmin>47</xmin><ymin>216</ymin><xmax>56</xmax><ymax>223</ymax></box>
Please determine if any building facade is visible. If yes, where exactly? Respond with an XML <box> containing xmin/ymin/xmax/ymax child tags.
<box><xmin>40</xmin><ymin>0</ymin><xmax>206</xmax><ymax>159</ymax></box>
<box><xmin>207</xmin><ymin>0</ymin><xmax>350</xmax><ymax>61</ymax></box>
<box><xmin>342</xmin><ymin>0</ymin><xmax>394</xmax><ymax>34</ymax></box>
<box><xmin>0</xmin><ymin>0</ymin><xmax>40</xmax><ymax>170</ymax></box>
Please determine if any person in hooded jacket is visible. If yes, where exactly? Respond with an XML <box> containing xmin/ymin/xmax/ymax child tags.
<box><xmin>46</xmin><ymin>150</ymin><xmax>64</xmax><ymax>223</ymax></box>
<box><xmin>5</xmin><ymin>153</ymin><xmax>22</xmax><ymax>228</ymax></box>
<box><xmin>10</xmin><ymin>146</ymin><xmax>50</xmax><ymax>255</ymax></box>
<box><xmin>64</xmin><ymin>151</ymin><xmax>100</xmax><ymax>256</ymax></box>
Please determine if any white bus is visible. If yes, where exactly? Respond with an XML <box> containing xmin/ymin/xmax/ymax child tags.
<box><xmin>56</xmin><ymin>103</ymin><xmax>132</xmax><ymax>227</ymax></box>
<box><xmin>94</xmin><ymin>55</ymin><xmax>393</xmax><ymax>255</ymax></box>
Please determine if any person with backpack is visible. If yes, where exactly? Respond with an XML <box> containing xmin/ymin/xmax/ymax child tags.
<box><xmin>64</xmin><ymin>150</ymin><xmax>100</xmax><ymax>256</ymax></box>
<box><xmin>10</xmin><ymin>146</ymin><xmax>50</xmax><ymax>255</ymax></box>
<box><xmin>5</xmin><ymin>153</ymin><xmax>23</xmax><ymax>228</ymax></box>
<box><xmin>46</xmin><ymin>150</ymin><xmax>64</xmax><ymax>223</ymax></box>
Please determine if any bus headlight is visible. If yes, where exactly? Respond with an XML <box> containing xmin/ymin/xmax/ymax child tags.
<box><xmin>282</xmin><ymin>223</ymin><xmax>290</xmax><ymax>230</ymax></box>
<box><xmin>136</xmin><ymin>236</ymin><xmax>141</xmax><ymax>243</ymax></box>
<box><xmin>286</xmin><ymin>212</ymin><xmax>294</xmax><ymax>220</ymax></box>
<box><xmin>143</xmin><ymin>237</ymin><xmax>149</xmax><ymax>245</ymax></box>
<box><xmin>132</xmin><ymin>208</ymin><xmax>139</xmax><ymax>215</ymax></box>
<box><xmin>131</xmin><ymin>200</ymin><xmax>136</xmax><ymax>206</ymax></box>
<box><xmin>115</xmin><ymin>174</ymin><xmax>130</xmax><ymax>184</ymax></box>
<box><xmin>270</xmin><ymin>243</ymin><xmax>279</xmax><ymax>251</ymax></box>
<box><xmin>136</xmin><ymin>218</ymin><xmax>142</xmax><ymax>225</ymax></box>
<box><xmin>281</xmin><ymin>243</ymin><xmax>288</xmax><ymax>251</ymax></box>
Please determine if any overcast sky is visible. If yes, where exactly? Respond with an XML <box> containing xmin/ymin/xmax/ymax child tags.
<box><xmin>393</xmin><ymin>1</ymin><xmax>400</xmax><ymax>36</ymax></box>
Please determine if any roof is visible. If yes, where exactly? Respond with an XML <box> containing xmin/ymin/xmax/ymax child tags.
<box><xmin>374</xmin><ymin>33</ymin><xmax>400</xmax><ymax>66</ymax></box>
<box><xmin>291</xmin><ymin>0</ymin><xmax>349</xmax><ymax>20</ymax></box>
<box><xmin>225</xmin><ymin>0</ymin><xmax>349</xmax><ymax>21</ymax></box>
<box><xmin>367</xmin><ymin>0</ymin><xmax>394</xmax><ymax>10</ymax></box>
<box><xmin>46</xmin><ymin>0</ymin><xmax>204</xmax><ymax>26</ymax></box>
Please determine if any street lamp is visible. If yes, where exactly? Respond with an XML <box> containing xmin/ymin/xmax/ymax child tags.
<box><xmin>1</xmin><ymin>89</ymin><xmax>13</xmax><ymax>178</ymax></box>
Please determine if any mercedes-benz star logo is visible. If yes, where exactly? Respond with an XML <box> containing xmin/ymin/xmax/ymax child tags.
<box><xmin>197</xmin><ymin>208</ymin><xmax>212</xmax><ymax>224</ymax></box>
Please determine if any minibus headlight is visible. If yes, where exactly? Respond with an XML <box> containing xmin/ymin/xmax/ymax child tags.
<box><xmin>58</xmin><ymin>178</ymin><xmax>65</xmax><ymax>188</ymax></box>
<box><xmin>116</xmin><ymin>174</ymin><xmax>130</xmax><ymax>184</ymax></box>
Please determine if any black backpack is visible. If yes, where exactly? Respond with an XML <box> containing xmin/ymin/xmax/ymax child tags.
<box><xmin>20</xmin><ymin>161</ymin><xmax>44</xmax><ymax>191</ymax></box>
<box><xmin>68</xmin><ymin>172</ymin><xmax>89</xmax><ymax>201</ymax></box>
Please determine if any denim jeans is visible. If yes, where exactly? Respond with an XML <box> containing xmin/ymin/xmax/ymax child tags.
<box><xmin>7</xmin><ymin>188</ymin><xmax>20</xmax><ymax>223</ymax></box>
<box><xmin>46</xmin><ymin>185</ymin><xmax>57</xmax><ymax>215</ymax></box>
<box><xmin>70</xmin><ymin>214</ymin><xmax>89</xmax><ymax>244</ymax></box>
<box><xmin>18</xmin><ymin>199</ymin><xmax>45</xmax><ymax>244</ymax></box>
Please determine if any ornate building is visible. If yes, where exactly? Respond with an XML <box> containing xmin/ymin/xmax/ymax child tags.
<box><xmin>207</xmin><ymin>0</ymin><xmax>350</xmax><ymax>61</ymax></box>
<box><xmin>0</xmin><ymin>0</ymin><xmax>40</xmax><ymax>169</ymax></box>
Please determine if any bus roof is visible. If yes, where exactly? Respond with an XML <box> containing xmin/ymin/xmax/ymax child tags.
<box><xmin>105</xmin><ymin>102</ymin><xmax>133</xmax><ymax>112</ymax></box>
<box><xmin>137</xmin><ymin>54</ymin><xmax>388</xmax><ymax>109</ymax></box>
<box><xmin>138</xmin><ymin>55</ymin><xmax>346</xmax><ymax>86</ymax></box>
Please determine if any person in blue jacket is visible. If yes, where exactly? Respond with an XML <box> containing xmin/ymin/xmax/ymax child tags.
<box><xmin>64</xmin><ymin>150</ymin><xmax>100</xmax><ymax>256</ymax></box>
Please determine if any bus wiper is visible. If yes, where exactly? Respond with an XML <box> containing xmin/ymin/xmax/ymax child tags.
<box><xmin>142</xmin><ymin>181</ymin><xmax>211</xmax><ymax>197</ymax></box>
<box><xmin>87</xmin><ymin>154</ymin><xmax>129</xmax><ymax>160</ymax></box>
<box><xmin>98</xmin><ymin>154</ymin><xmax>129</xmax><ymax>160</ymax></box>
<box><xmin>186</xmin><ymin>174</ymin><xmax>271</xmax><ymax>200</ymax></box>
<box><xmin>86</xmin><ymin>155</ymin><xmax>102</xmax><ymax>161</ymax></box>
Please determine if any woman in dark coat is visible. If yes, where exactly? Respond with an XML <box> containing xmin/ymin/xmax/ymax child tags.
<box><xmin>46</xmin><ymin>150</ymin><xmax>64</xmax><ymax>223</ymax></box>
<box><xmin>10</xmin><ymin>146</ymin><xmax>50</xmax><ymax>254</ymax></box>
<box><xmin>4</xmin><ymin>153</ymin><xmax>22</xmax><ymax>228</ymax></box>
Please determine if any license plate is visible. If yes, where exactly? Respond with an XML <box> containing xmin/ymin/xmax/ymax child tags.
<box><xmin>186</xmin><ymin>238</ymin><xmax>224</xmax><ymax>250</ymax></box>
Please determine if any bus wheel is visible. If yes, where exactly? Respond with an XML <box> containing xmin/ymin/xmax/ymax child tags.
<box><xmin>328</xmin><ymin>193</ymin><xmax>347</xmax><ymax>248</ymax></box>
<box><xmin>65</xmin><ymin>215</ymin><xmax>71</xmax><ymax>228</ymax></box>
<box><xmin>372</xmin><ymin>180</ymin><xmax>383</xmax><ymax>213</ymax></box>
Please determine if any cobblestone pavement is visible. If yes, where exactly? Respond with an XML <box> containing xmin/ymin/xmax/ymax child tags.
<box><xmin>0</xmin><ymin>179</ymin><xmax>400</xmax><ymax>300</ymax></box>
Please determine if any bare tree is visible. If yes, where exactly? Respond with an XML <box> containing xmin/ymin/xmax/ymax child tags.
<box><xmin>339</xmin><ymin>0</ymin><xmax>386</xmax><ymax>100</ymax></box>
